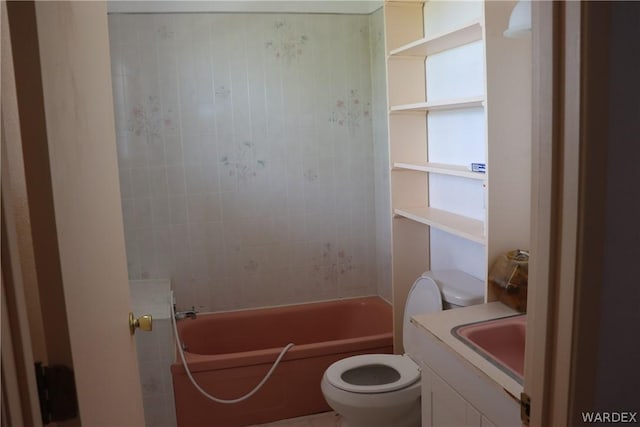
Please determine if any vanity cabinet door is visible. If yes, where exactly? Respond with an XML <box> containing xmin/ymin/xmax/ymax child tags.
<box><xmin>422</xmin><ymin>365</ymin><xmax>482</xmax><ymax>427</ymax></box>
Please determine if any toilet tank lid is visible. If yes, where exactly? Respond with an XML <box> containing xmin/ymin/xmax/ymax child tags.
<box><xmin>423</xmin><ymin>270</ymin><xmax>484</xmax><ymax>306</ymax></box>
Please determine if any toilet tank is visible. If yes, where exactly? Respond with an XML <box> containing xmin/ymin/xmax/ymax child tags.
<box><xmin>424</xmin><ymin>270</ymin><xmax>485</xmax><ymax>308</ymax></box>
<box><xmin>403</xmin><ymin>270</ymin><xmax>484</xmax><ymax>354</ymax></box>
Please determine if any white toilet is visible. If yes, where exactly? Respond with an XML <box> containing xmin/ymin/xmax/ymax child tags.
<box><xmin>321</xmin><ymin>270</ymin><xmax>484</xmax><ymax>427</ymax></box>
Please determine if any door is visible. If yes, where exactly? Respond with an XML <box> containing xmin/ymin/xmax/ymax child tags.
<box><xmin>525</xmin><ymin>2</ymin><xmax>622</xmax><ymax>426</ymax></box>
<box><xmin>2</xmin><ymin>1</ymin><xmax>145</xmax><ymax>425</ymax></box>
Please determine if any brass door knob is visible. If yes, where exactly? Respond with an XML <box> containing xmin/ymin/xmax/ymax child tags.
<box><xmin>129</xmin><ymin>312</ymin><xmax>153</xmax><ymax>335</ymax></box>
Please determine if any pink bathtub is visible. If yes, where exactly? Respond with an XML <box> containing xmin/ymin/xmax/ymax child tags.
<box><xmin>171</xmin><ymin>296</ymin><xmax>393</xmax><ymax>427</ymax></box>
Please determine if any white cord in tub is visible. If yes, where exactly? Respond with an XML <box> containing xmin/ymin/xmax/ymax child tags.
<box><xmin>169</xmin><ymin>292</ymin><xmax>295</xmax><ymax>404</ymax></box>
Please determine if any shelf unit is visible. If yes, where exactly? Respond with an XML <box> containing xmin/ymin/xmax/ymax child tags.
<box><xmin>384</xmin><ymin>0</ymin><xmax>532</xmax><ymax>351</ymax></box>
<box><xmin>393</xmin><ymin>207</ymin><xmax>486</xmax><ymax>244</ymax></box>
<box><xmin>390</xmin><ymin>96</ymin><xmax>485</xmax><ymax>113</ymax></box>
<box><xmin>393</xmin><ymin>162</ymin><xmax>486</xmax><ymax>180</ymax></box>
<box><xmin>388</xmin><ymin>19</ymin><xmax>483</xmax><ymax>57</ymax></box>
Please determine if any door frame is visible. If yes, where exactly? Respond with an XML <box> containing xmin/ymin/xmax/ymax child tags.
<box><xmin>2</xmin><ymin>2</ymin><xmax>145</xmax><ymax>425</ymax></box>
<box><xmin>1</xmin><ymin>1</ymin><xmax>46</xmax><ymax>423</ymax></box>
<box><xmin>526</xmin><ymin>1</ymin><xmax>613</xmax><ymax>425</ymax></box>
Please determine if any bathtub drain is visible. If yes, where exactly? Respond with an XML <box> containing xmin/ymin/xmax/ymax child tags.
<box><xmin>170</xmin><ymin>292</ymin><xmax>295</xmax><ymax>404</ymax></box>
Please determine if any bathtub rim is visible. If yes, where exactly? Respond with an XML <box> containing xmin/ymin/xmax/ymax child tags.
<box><xmin>175</xmin><ymin>294</ymin><xmax>390</xmax><ymax>317</ymax></box>
<box><xmin>170</xmin><ymin>295</ymin><xmax>393</xmax><ymax>374</ymax></box>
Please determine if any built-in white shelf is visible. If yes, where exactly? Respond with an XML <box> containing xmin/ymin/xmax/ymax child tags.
<box><xmin>390</xmin><ymin>96</ymin><xmax>484</xmax><ymax>113</ymax></box>
<box><xmin>389</xmin><ymin>20</ymin><xmax>483</xmax><ymax>58</ymax></box>
<box><xmin>394</xmin><ymin>206</ymin><xmax>486</xmax><ymax>245</ymax></box>
<box><xmin>393</xmin><ymin>162</ymin><xmax>487</xmax><ymax>180</ymax></box>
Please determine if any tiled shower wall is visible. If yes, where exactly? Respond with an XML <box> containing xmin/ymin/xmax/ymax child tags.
<box><xmin>109</xmin><ymin>12</ymin><xmax>390</xmax><ymax>311</ymax></box>
<box><xmin>369</xmin><ymin>8</ymin><xmax>392</xmax><ymax>303</ymax></box>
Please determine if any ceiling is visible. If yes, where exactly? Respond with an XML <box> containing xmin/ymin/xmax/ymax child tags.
<box><xmin>107</xmin><ymin>1</ymin><xmax>384</xmax><ymax>15</ymax></box>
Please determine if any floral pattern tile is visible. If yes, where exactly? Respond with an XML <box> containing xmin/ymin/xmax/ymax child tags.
<box><xmin>265</xmin><ymin>20</ymin><xmax>308</xmax><ymax>63</ymax></box>
<box><xmin>215</xmin><ymin>85</ymin><xmax>231</xmax><ymax>99</ymax></box>
<box><xmin>128</xmin><ymin>96</ymin><xmax>175</xmax><ymax>143</ymax></box>
<box><xmin>220</xmin><ymin>141</ymin><xmax>266</xmax><ymax>183</ymax></box>
<box><xmin>304</xmin><ymin>169</ymin><xmax>318</xmax><ymax>182</ymax></box>
<box><xmin>329</xmin><ymin>90</ymin><xmax>371</xmax><ymax>135</ymax></box>
<box><xmin>157</xmin><ymin>25</ymin><xmax>174</xmax><ymax>40</ymax></box>
<box><xmin>312</xmin><ymin>243</ymin><xmax>354</xmax><ymax>285</ymax></box>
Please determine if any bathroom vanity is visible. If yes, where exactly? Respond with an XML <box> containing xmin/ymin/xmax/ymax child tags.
<box><xmin>410</xmin><ymin>302</ymin><xmax>522</xmax><ymax>427</ymax></box>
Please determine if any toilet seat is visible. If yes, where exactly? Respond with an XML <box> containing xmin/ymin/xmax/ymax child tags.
<box><xmin>325</xmin><ymin>354</ymin><xmax>420</xmax><ymax>394</ymax></box>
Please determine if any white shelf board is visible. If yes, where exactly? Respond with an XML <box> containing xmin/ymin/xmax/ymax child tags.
<box><xmin>390</xmin><ymin>96</ymin><xmax>484</xmax><ymax>113</ymax></box>
<box><xmin>394</xmin><ymin>206</ymin><xmax>486</xmax><ymax>244</ymax></box>
<box><xmin>389</xmin><ymin>20</ymin><xmax>483</xmax><ymax>57</ymax></box>
<box><xmin>393</xmin><ymin>162</ymin><xmax>487</xmax><ymax>180</ymax></box>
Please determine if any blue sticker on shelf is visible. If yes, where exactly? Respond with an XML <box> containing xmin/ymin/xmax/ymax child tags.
<box><xmin>471</xmin><ymin>163</ymin><xmax>486</xmax><ymax>173</ymax></box>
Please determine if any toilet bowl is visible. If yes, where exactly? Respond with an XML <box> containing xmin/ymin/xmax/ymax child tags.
<box><xmin>321</xmin><ymin>270</ymin><xmax>484</xmax><ymax>427</ymax></box>
<box><xmin>321</xmin><ymin>354</ymin><xmax>421</xmax><ymax>427</ymax></box>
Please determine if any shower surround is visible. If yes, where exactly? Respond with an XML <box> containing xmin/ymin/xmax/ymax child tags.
<box><xmin>109</xmin><ymin>11</ymin><xmax>390</xmax><ymax>313</ymax></box>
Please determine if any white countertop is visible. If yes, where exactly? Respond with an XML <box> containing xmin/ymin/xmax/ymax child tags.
<box><xmin>412</xmin><ymin>301</ymin><xmax>524</xmax><ymax>399</ymax></box>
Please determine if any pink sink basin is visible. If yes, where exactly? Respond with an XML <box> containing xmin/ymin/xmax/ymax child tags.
<box><xmin>452</xmin><ymin>315</ymin><xmax>526</xmax><ymax>382</ymax></box>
